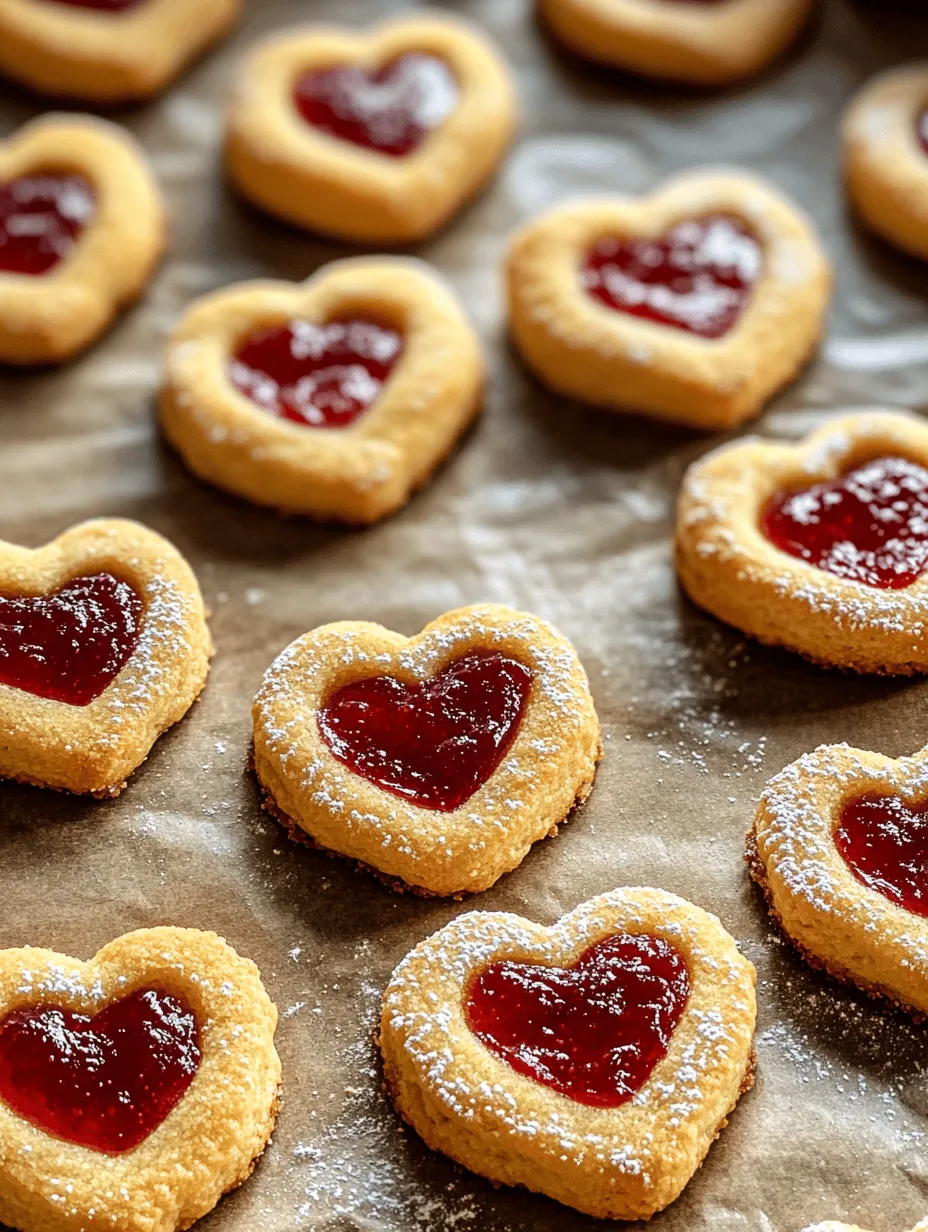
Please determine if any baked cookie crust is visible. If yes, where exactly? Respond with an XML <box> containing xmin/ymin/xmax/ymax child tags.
<box><xmin>0</xmin><ymin>927</ymin><xmax>280</xmax><ymax>1232</ymax></box>
<box><xmin>381</xmin><ymin>886</ymin><xmax>757</xmax><ymax>1220</ymax></box>
<box><xmin>160</xmin><ymin>257</ymin><xmax>484</xmax><ymax>524</ymax></box>
<box><xmin>538</xmin><ymin>0</ymin><xmax>813</xmax><ymax>86</ymax></box>
<box><xmin>0</xmin><ymin>518</ymin><xmax>212</xmax><ymax>796</ymax></box>
<box><xmin>0</xmin><ymin>114</ymin><xmax>165</xmax><ymax>365</ymax></box>
<box><xmin>676</xmin><ymin>410</ymin><xmax>928</xmax><ymax>674</ymax></box>
<box><xmin>0</xmin><ymin>0</ymin><xmax>240</xmax><ymax>103</ymax></box>
<box><xmin>844</xmin><ymin>63</ymin><xmax>928</xmax><ymax>261</ymax></box>
<box><xmin>225</xmin><ymin>14</ymin><xmax>518</xmax><ymax>244</ymax></box>
<box><xmin>252</xmin><ymin>603</ymin><xmax>602</xmax><ymax>897</ymax></box>
<box><xmin>506</xmin><ymin>170</ymin><xmax>831</xmax><ymax>430</ymax></box>
<box><xmin>750</xmin><ymin>741</ymin><xmax>928</xmax><ymax>1018</ymax></box>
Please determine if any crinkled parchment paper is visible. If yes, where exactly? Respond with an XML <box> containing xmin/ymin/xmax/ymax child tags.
<box><xmin>2</xmin><ymin>1</ymin><xmax>928</xmax><ymax>1229</ymax></box>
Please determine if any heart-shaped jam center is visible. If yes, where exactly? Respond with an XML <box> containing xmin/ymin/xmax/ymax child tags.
<box><xmin>762</xmin><ymin>456</ymin><xmax>928</xmax><ymax>590</ymax></box>
<box><xmin>0</xmin><ymin>173</ymin><xmax>96</xmax><ymax>277</ymax></box>
<box><xmin>317</xmin><ymin>650</ymin><xmax>532</xmax><ymax>812</ymax></box>
<box><xmin>0</xmin><ymin>572</ymin><xmax>143</xmax><ymax>706</ymax></box>
<box><xmin>582</xmin><ymin>215</ymin><xmax>762</xmax><ymax>340</ymax></box>
<box><xmin>835</xmin><ymin>792</ymin><xmax>928</xmax><ymax>918</ymax></box>
<box><xmin>465</xmin><ymin>933</ymin><xmax>690</xmax><ymax>1107</ymax></box>
<box><xmin>230</xmin><ymin>318</ymin><xmax>403</xmax><ymax>428</ymax></box>
<box><xmin>293</xmin><ymin>53</ymin><xmax>459</xmax><ymax>158</ymax></box>
<box><xmin>0</xmin><ymin>988</ymin><xmax>200</xmax><ymax>1154</ymax></box>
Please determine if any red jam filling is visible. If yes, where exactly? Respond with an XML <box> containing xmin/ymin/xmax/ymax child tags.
<box><xmin>0</xmin><ymin>174</ymin><xmax>95</xmax><ymax>277</ymax></box>
<box><xmin>230</xmin><ymin>318</ymin><xmax>403</xmax><ymax>429</ymax></box>
<box><xmin>0</xmin><ymin>989</ymin><xmax>200</xmax><ymax>1154</ymax></box>
<box><xmin>0</xmin><ymin>572</ymin><xmax>143</xmax><ymax>706</ymax></box>
<box><xmin>317</xmin><ymin>651</ymin><xmax>532</xmax><ymax>812</ymax></box>
<box><xmin>465</xmin><ymin>933</ymin><xmax>690</xmax><ymax>1108</ymax></box>
<box><xmin>582</xmin><ymin>214</ymin><xmax>761</xmax><ymax>340</ymax></box>
<box><xmin>39</xmin><ymin>0</ymin><xmax>144</xmax><ymax>9</ymax></box>
<box><xmin>293</xmin><ymin>53</ymin><xmax>459</xmax><ymax>157</ymax></box>
<box><xmin>835</xmin><ymin>793</ymin><xmax>928</xmax><ymax>918</ymax></box>
<box><xmin>762</xmin><ymin>456</ymin><xmax>928</xmax><ymax>590</ymax></box>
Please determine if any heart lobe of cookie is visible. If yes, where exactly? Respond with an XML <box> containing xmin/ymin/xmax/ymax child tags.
<box><xmin>465</xmin><ymin>933</ymin><xmax>690</xmax><ymax>1107</ymax></box>
<box><xmin>293</xmin><ymin>53</ymin><xmax>459</xmax><ymax>157</ymax></box>
<box><xmin>0</xmin><ymin>988</ymin><xmax>200</xmax><ymax>1153</ymax></box>
<box><xmin>317</xmin><ymin>650</ymin><xmax>532</xmax><ymax>811</ymax></box>
<box><xmin>762</xmin><ymin>456</ymin><xmax>928</xmax><ymax>589</ymax></box>
<box><xmin>835</xmin><ymin>791</ymin><xmax>928</xmax><ymax>917</ymax></box>
<box><xmin>0</xmin><ymin>173</ymin><xmax>95</xmax><ymax>277</ymax></box>
<box><xmin>582</xmin><ymin>215</ymin><xmax>761</xmax><ymax>340</ymax></box>
<box><xmin>0</xmin><ymin>572</ymin><xmax>142</xmax><ymax>706</ymax></box>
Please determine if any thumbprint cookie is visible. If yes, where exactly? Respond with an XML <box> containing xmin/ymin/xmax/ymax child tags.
<box><xmin>381</xmin><ymin>886</ymin><xmax>756</xmax><ymax>1220</ymax></box>
<box><xmin>225</xmin><ymin>14</ymin><xmax>518</xmax><ymax>244</ymax></box>
<box><xmin>252</xmin><ymin>604</ymin><xmax>602</xmax><ymax>897</ymax></box>
<box><xmin>0</xmin><ymin>518</ymin><xmax>211</xmax><ymax>796</ymax></box>
<box><xmin>845</xmin><ymin>63</ymin><xmax>928</xmax><ymax>261</ymax></box>
<box><xmin>676</xmin><ymin>410</ymin><xmax>928</xmax><ymax>674</ymax></box>
<box><xmin>0</xmin><ymin>927</ymin><xmax>280</xmax><ymax>1232</ymax></box>
<box><xmin>161</xmin><ymin>257</ymin><xmax>484</xmax><ymax>524</ymax></box>
<box><xmin>751</xmin><ymin>740</ymin><xmax>928</xmax><ymax>1017</ymax></box>
<box><xmin>539</xmin><ymin>0</ymin><xmax>813</xmax><ymax>87</ymax></box>
<box><xmin>0</xmin><ymin>114</ymin><xmax>165</xmax><ymax>365</ymax></box>
<box><xmin>506</xmin><ymin>170</ymin><xmax>831</xmax><ymax>430</ymax></box>
<box><xmin>0</xmin><ymin>0</ymin><xmax>240</xmax><ymax>103</ymax></box>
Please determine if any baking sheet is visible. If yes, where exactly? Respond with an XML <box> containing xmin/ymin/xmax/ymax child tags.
<box><xmin>3</xmin><ymin>1</ymin><xmax>928</xmax><ymax>1229</ymax></box>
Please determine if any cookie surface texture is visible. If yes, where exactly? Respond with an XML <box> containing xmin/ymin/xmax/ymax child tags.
<box><xmin>0</xmin><ymin>0</ymin><xmax>240</xmax><ymax>102</ymax></box>
<box><xmin>539</xmin><ymin>0</ymin><xmax>813</xmax><ymax>85</ymax></box>
<box><xmin>381</xmin><ymin>886</ymin><xmax>756</xmax><ymax>1219</ymax></box>
<box><xmin>252</xmin><ymin>603</ymin><xmax>602</xmax><ymax>896</ymax></box>
<box><xmin>0</xmin><ymin>517</ymin><xmax>212</xmax><ymax>796</ymax></box>
<box><xmin>676</xmin><ymin>410</ymin><xmax>928</xmax><ymax>674</ymax></box>
<box><xmin>225</xmin><ymin>15</ymin><xmax>518</xmax><ymax>243</ymax></box>
<box><xmin>0</xmin><ymin>927</ymin><xmax>280</xmax><ymax>1232</ymax></box>
<box><xmin>506</xmin><ymin>170</ymin><xmax>831</xmax><ymax>430</ymax></box>
<box><xmin>161</xmin><ymin>257</ymin><xmax>484</xmax><ymax>524</ymax></box>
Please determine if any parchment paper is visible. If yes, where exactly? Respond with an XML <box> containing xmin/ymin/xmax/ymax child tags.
<box><xmin>3</xmin><ymin>1</ymin><xmax>928</xmax><ymax>1229</ymax></box>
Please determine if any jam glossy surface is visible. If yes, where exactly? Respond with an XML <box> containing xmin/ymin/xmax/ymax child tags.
<box><xmin>230</xmin><ymin>319</ymin><xmax>403</xmax><ymax>429</ymax></box>
<box><xmin>293</xmin><ymin>53</ymin><xmax>459</xmax><ymax>157</ymax></box>
<box><xmin>836</xmin><ymin>792</ymin><xmax>928</xmax><ymax>918</ymax></box>
<box><xmin>762</xmin><ymin>456</ymin><xmax>928</xmax><ymax>590</ymax></box>
<box><xmin>0</xmin><ymin>572</ymin><xmax>143</xmax><ymax>706</ymax></box>
<box><xmin>582</xmin><ymin>214</ymin><xmax>762</xmax><ymax>340</ymax></box>
<box><xmin>466</xmin><ymin>933</ymin><xmax>690</xmax><ymax>1107</ymax></box>
<box><xmin>318</xmin><ymin>651</ymin><xmax>532</xmax><ymax>812</ymax></box>
<box><xmin>0</xmin><ymin>174</ymin><xmax>95</xmax><ymax>277</ymax></box>
<box><xmin>0</xmin><ymin>989</ymin><xmax>200</xmax><ymax>1154</ymax></box>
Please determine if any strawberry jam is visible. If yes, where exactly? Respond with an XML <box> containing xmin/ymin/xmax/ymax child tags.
<box><xmin>582</xmin><ymin>215</ymin><xmax>762</xmax><ymax>340</ymax></box>
<box><xmin>0</xmin><ymin>572</ymin><xmax>143</xmax><ymax>706</ymax></box>
<box><xmin>317</xmin><ymin>651</ymin><xmax>532</xmax><ymax>812</ymax></box>
<box><xmin>0</xmin><ymin>174</ymin><xmax>95</xmax><ymax>277</ymax></box>
<box><xmin>0</xmin><ymin>989</ymin><xmax>200</xmax><ymax>1154</ymax></box>
<box><xmin>293</xmin><ymin>53</ymin><xmax>459</xmax><ymax>157</ymax></box>
<box><xmin>466</xmin><ymin>933</ymin><xmax>690</xmax><ymax>1108</ymax></box>
<box><xmin>762</xmin><ymin>456</ymin><xmax>928</xmax><ymax>590</ymax></box>
<box><xmin>835</xmin><ymin>792</ymin><xmax>928</xmax><ymax>918</ymax></box>
<box><xmin>230</xmin><ymin>318</ymin><xmax>403</xmax><ymax>428</ymax></box>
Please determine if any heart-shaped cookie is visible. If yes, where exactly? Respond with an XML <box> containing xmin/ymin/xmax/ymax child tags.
<box><xmin>751</xmin><ymin>739</ymin><xmax>928</xmax><ymax>1016</ymax></box>
<box><xmin>0</xmin><ymin>0</ymin><xmax>240</xmax><ymax>102</ymax></box>
<box><xmin>0</xmin><ymin>517</ymin><xmax>212</xmax><ymax>796</ymax></box>
<box><xmin>676</xmin><ymin>410</ymin><xmax>928</xmax><ymax>674</ymax></box>
<box><xmin>0</xmin><ymin>115</ymin><xmax>165</xmax><ymax>365</ymax></box>
<box><xmin>252</xmin><ymin>603</ymin><xmax>602</xmax><ymax>896</ymax></box>
<box><xmin>225</xmin><ymin>14</ymin><xmax>518</xmax><ymax>243</ymax></box>
<box><xmin>845</xmin><ymin>64</ymin><xmax>928</xmax><ymax>261</ymax></box>
<box><xmin>0</xmin><ymin>927</ymin><xmax>280</xmax><ymax>1232</ymax></box>
<box><xmin>381</xmin><ymin>886</ymin><xmax>756</xmax><ymax>1220</ymax></box>
<box><xmin>506</xmin><ymin>170</ymin><xmax>831</xmax><ymax>430</ymax></box>
<box><xmin>161</xmin><ymin>257</ymin><xmax>484</xmax><ymax>524</ymax></box>
<box><xmin>539</xmin><ymin>0</ymin><xmax>813</xmax><ymax>86</ymax></box>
